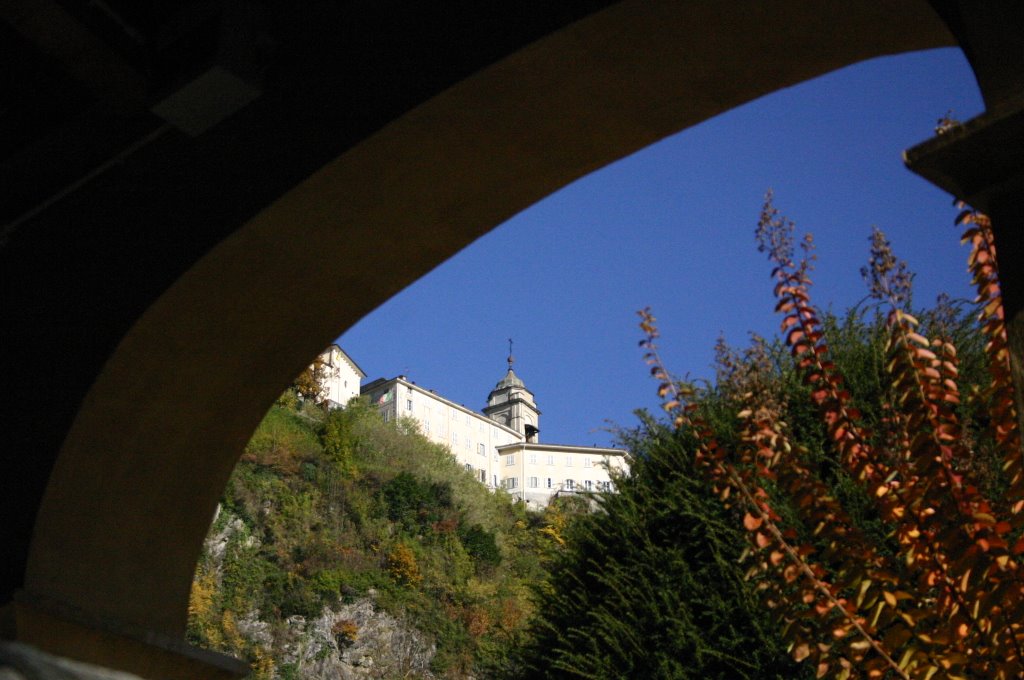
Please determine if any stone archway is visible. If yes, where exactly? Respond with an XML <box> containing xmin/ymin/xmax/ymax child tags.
<box><xmin>12</xmin><ymin>1</ymin><xmax>1011</xmax><ymax>676</ymax></box>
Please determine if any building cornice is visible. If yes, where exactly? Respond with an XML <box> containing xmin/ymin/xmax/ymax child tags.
<box><xmin>495</xmin><ymin>442</ymin><xmax>627</xmax><ymax>456</ymax></box>
<box><xmin>482</xmin><ymin>395</ymin><xmax>542</xmax><ymax>417</ymax></box>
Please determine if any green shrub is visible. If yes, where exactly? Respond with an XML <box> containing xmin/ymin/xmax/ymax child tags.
<box><xmin>459</xmin><ymin>524</ymin><xmax>501</xmax><ymax>569</ymax></box>
<box><xmin>380</xmin><ymin>471</ymin><xmax>453</xmax><ymax>533</ymax></box>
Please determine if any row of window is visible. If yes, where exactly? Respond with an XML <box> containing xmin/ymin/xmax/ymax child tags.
<box><xmin>385</xmin><ymin>389</ymin><xmax>528</xmax><ymax>461</ymax></box>
<box><xmin>503</xmin><ymin>454</ymin><xmax>596</xmax><ymax>467</ymax></box>
<box><xmin>405</xmin><ymin>394</ymin><xmax>488</xmax><ymax>432</ymax></box>
<box><xmin>501</xmin><ymin>477</ymin><xmax>612</xmax><ymax>492</ymax></box>
<box><xmin>463</xmin><ymin>464</ymin><xmax>499</xmax><ymax>488</ymax></box>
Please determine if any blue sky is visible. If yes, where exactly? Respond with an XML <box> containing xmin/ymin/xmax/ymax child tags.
<box><xmin>339</xmin><ymin>47</ymin><xmax>985</xmax><ymax>448</ymax></box>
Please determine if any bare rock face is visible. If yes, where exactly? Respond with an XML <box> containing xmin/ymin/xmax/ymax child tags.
<box><xmin>279</xmin><ymin>597</ymin><xmax>436</xmax><ymax>679</ymax></box>
<box><xmin>198</xmin><ymin>506</ymin><xmax>437</xmax><ymax>678</ymax></box>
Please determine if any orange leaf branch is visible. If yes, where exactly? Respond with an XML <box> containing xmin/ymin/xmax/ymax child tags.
<box><xmin>959</xmin><ymin>210</ymin><xmax>1022</xmax><ymax>509</ymax></box>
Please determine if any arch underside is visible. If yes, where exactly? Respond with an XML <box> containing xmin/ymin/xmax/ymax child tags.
<box><xmin>4</xmin><ymin>0</ymin><xmax>965</xmax><ymax>669</ymax></box>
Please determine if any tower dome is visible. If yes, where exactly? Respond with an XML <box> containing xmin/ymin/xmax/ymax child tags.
<box><xmin>483</xmin><ymin>342</ymin><xmax>540</xmax><ymax>442</ymax></box>
<box><xmin>494</xmin><ymin>367</ymin><xmax>525</xmax><ymax>390</ymax></box>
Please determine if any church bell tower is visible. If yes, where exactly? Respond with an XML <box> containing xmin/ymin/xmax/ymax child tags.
<box><xmin>483</xmin><ymin>341</ymin><xmax>540</xmax><ymax>442</ymax></box>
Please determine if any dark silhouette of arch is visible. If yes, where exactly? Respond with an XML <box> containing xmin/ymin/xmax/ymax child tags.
<box><xmin>2</xmin><ymin>1</ymin><xmax>1021</xmax><ymax>676</ymax></box>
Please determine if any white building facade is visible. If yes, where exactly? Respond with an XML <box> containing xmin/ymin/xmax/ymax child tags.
<box><xmin>319</xmin><ymin>344</ymin><xmax>366</xmax><ymax>408</ymax></box>
<box><xmin>361</xmin><ymin>355</ymin><xmax>629</xmax><ymax>508</ymax></box>
<box><xmin>361</xmin><ymin>375</ymin><xmax>522</xmax><ymax>490</ymax></box>
<box><xmin>495</xmin><ymin>442</ymin><xmax>625</xmax><ymax>506</ymax></box>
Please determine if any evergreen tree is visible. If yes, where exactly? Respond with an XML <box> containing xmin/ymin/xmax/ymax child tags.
<box><xmin>516</xmin><ymin>414</ymin><xmax>808</xmax><ymax>679</ymax></box>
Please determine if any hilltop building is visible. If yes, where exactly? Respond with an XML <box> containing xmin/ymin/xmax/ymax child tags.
<box><xmin>359</xmin><ymin>353</ymin><xmax>628</xmax><ymax>508</ymax></box>
<box><xmin>319</xmin><ymin>344</ymin><xmax>366</xmax><ymax>408</ymax></box>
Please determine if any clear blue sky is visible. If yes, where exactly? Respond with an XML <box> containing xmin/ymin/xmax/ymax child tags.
<box><xmin>339</xmin><ymin>47</ymin><xmax>985</xmax><ymax>449</ymax></box>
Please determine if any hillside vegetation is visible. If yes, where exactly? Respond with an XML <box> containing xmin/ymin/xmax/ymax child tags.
<box><xmin>190</xmin><ymin>385</ymin><xmax>812</xmax><ymax>679</ymax></box>
<box><xmin>187</xmin><ymin>396</ymin><xmax>554</xmax><ymax>678</ymax></box>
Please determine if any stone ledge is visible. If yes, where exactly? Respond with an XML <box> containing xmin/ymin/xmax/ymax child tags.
<box><xmin>904</xmin><ymin>94</ymin><xmax>1024</xmax><ymax>210</ymax></box>
<box><xmin>13</xmin><ymin>592</ymin><xmax>247</xmax><ymax>680</ymax></box>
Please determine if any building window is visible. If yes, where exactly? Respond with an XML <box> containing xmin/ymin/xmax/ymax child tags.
<box><xmin>565</xmin><ymin>455</ymin><xmax>573</xmax><ymax>467</ymax></box>
<box><xmin>505</xmin><ymin>454</ymin><xmax>515</xmax><ymax>466</ymax></box>
<box><xmin>493</xmin><ymin>474</ymin><xmax>497</xmax><ymax>487</ymax></box>
<box><xmin>504</xmin><ymin>477</ymin><xmax>518</xmax><ymax>489</ymax></box>
<box><xmin>406</xmin><ymin>399</ymin><xmax>413</xmax><ymax>411</ymax></box>
<box><xmin>465</xmin><ymin>463</ymin><xmax>472</xmax><ymax>472</ymax></box>
<box><xmin>585</xmin><ymin>480</ymin><xmax>593</xmax><ymax>491</ymax></box>
<box><xmin>478</xmin><ymin>443</ymin><xmax>486</xmax><ymax>456</ymax></box>
<box><xmin>479</xmin><ymin>469</ymin><xmax>486</xmax><ymax>483</ymax></box>
<box><xmin>546</xmin><ymin>455</ymin><xmax>554</xmax><ymax>466</ymax></box>
<box><xmin>528</xmin><ymin>477</ymin><xmax>538</xmax><ymax>488</ymax></box>
<box><xmin>565</xmin><ymin>479</ymin><xmax>575</xmax><ymax>490</ymax></box>
<box><xmin>546</xmin><ymin>478</ymin><xmax>552</xmax><ymax>489</ymax></box>
<box><xmin>528</xmin><ymin>453</ymin><xmax>537</xmax><ymax>464</ymax></box>
<box><xmin>584</xmin><ymin>456</ymin><xmax>592</xmax><ymax>468</ymax></box>
<box><xmin>453</xmin><ymin>433</ymin><xmax>458</xmax><ymax>446</ymax></box>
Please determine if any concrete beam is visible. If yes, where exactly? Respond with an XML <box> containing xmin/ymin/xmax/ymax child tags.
<box><xmin>905</xmin><ymin>97</ymin><xmax>1024</xmax><ymax>435</ymax></box>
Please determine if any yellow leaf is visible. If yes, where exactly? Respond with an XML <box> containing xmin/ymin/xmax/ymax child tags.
<box><xmin>856</xmin><ymin>579</ymin><xmax>872</xmax><ymax>607</ymax></box>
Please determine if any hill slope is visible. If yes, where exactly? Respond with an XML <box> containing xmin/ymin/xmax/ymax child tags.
<box><xmin>187</xmin><ymin>397</ymin><xmax>551</xmax><ymax>678</ymax></box>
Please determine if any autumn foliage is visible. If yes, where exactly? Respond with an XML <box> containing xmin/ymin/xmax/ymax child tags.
<box><xmin>641</xmin><ymin>195</ymin><xmax>1023</xmax><ymax>679</ymax></box>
